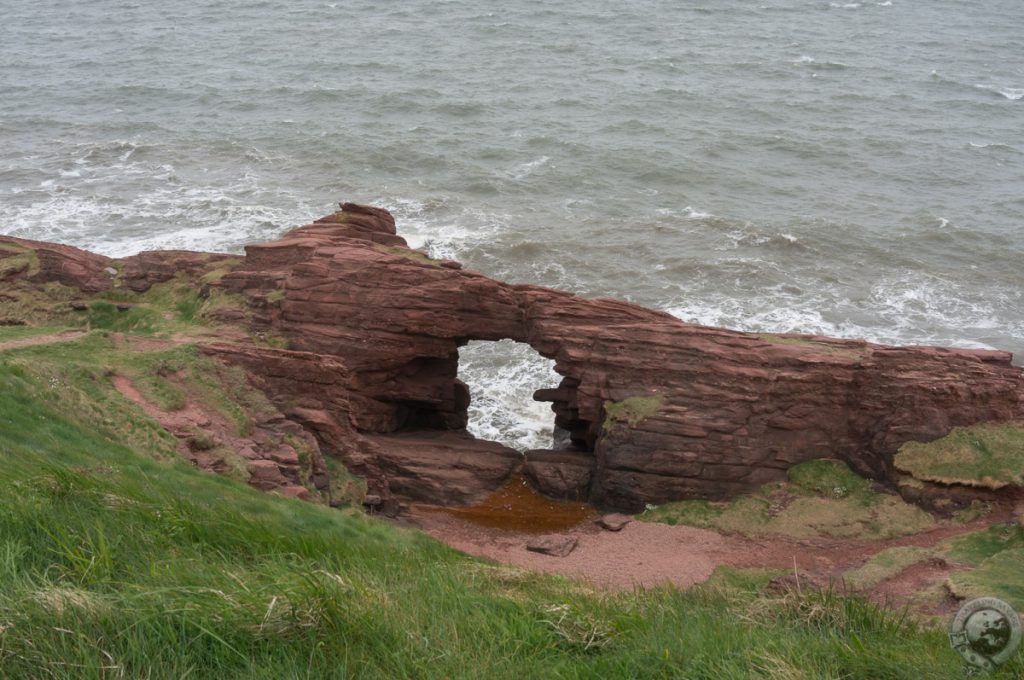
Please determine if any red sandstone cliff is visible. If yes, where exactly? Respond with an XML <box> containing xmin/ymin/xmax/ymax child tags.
<box><xmin>3</xmin><ymin>203</ymin><xmax>1022</xmax><ymax>512</ymax></box>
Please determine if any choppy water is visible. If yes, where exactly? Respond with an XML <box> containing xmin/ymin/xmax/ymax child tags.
<box><xmin>2</xmin><ymin>0</ymin><xmax>1022</xmax><ymax>448</ymax></box>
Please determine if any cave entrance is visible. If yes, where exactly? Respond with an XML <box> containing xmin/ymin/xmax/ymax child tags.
<box><xmin>457</xmin><ymin>339</ymin><xmax>561</xmax><ymax>451</ymax></box>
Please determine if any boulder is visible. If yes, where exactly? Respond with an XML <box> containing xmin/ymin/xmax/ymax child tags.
<box><xmin>526</xmin><ymin>536</ymin><xmax>578</xmax><ymax>557</ymax></box>
<box><xmin>595</xmin><ymin>513</ymin><xmax>632</xmax><ymax>532</ymax></box>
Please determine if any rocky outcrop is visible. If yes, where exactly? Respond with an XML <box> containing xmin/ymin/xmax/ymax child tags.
<box><xmin>0</xmin><ymin>236</ymin><xmax>114</xmax><ymax>292</ymax></box>
<box><xmin>5</xmin><ymin>203</ymin><xmax>1024</xmax><ymax>512</ymax></box>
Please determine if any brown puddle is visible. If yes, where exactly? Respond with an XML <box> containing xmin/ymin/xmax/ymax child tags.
<box><xmin>440</xmin><ymin>475</ymin><xmax>595</xmax><ymax>533</ymax></box>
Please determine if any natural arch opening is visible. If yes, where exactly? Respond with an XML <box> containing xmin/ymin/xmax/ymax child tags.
<box><xmin>457</xmin><ymin>339</ymin><xmax>560</xmax><ymax>451</ymax></box>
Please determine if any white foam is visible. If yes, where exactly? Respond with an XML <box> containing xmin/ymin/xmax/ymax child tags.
<box><xmin>681</xmin><ymin>206</ymin><xmax>713</xmax><ymax>219</ymax></box>
<box><xmin>380</xmin><ymin>196</ymin><xmax>510</xmax><ymax>262</ymax></box>
<box><xmin>663</xmin><ymin>269</ymin><xmax>1022</xmax><ymax>355</ymax></box>
<box><xmin>509</xmin><ymin>156</ymin><xmax>551</xmax><ymax>180</ymax></box>
<box><xmin>458</xmin><ymin>339</ymin><xmax>560</xmax><ymax>451</ymax></box>
<box><xmin>974</xmin><ymin>84</ymin><xmax>1024</xmax><ymax>101</ymax></box>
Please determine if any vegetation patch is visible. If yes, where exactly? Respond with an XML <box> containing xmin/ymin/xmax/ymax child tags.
<box><xmin>641</xmin><ymin>459</ymin><xmax>936</xmax><ymax>540</ymax></box>
<box><xmin>843</xmin><ymin>547</ymin><xmax>940</xmax><ymax>590</ymax></box>
<box><xmin>0</xmin><ymin>242</ymin><xmax>39</xmax><ymax>278</ymax></box>
<box><xmin>895</xmin><ymin>422</ymin><xmax>1024</xmax><ymax>489</ymax></box>
<box><xmin>323</xmin><ymin>455</ymin><xmax>367</xmax><ymax>507</ymax></box>
<box><xmin>372</xmin><ymin>244</ymin><xmax>438</xmax><ymax>265</ymax></box>
<box><xmin>944</xmin><ymin>523</ymin><xmax>1024</xmax><ymax>567</ymax></box>
<box><xmin>946</xmin><ymin>549</ymin><xmax>1024</xmax><ymax>611</ymax></box>
<box><xmin>757</xmin><ymin>333</ymin><xmax>868</xmax><ymax>359</ymax></box>
<box><xmin>603</xmin><ymin>396</ymin><xmax>664</xmax><ymax>432</ymax></box>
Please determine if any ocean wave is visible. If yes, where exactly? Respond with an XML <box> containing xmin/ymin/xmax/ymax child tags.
<box><xmin>508</xmin><ymin>155</ymin><xmax>551</xmax><ymax>180</ymax></box>
<box><xmin>967</xmin><ymin>141</ymin><xmax>1021</xmax><ymax>154</ymax></box>
<box><xmin>662</xmin><ymin>270</ymin><xmax>1023</xmax><ymax>357</ymax></box>
<box><xmin>974</xmin><ymin>84</ymin><xmax>1024</xmax><ymax>101</ymax></box>
<box><xmin>794</xmin><ymin>55</ymin><xmax>849</xmax><ymax>70</ymax></box>
<box><xmin>459</xmin><ymin>339</ymin><xmax>560</xmax><ymax>451</ymax></box>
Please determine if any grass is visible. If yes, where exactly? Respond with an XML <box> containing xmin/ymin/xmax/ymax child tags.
<box><xmin>603</xmin><ymin>396</ymin><xmax>663</xmax><ymax>432</ymax></box>
<box><xmin>372</xmin><ymin>244</ymin><xmax>438</xmax><ymax>265</ymax></box>
<box><xmin>1</xmin><ymin>354</ymin><xmax>1020</xmax><ymax>676</ymax></box>
<box><xmin>946</xmin><ymin>549</ymin><xmax>1024</xmax><ymax>610</ymax></box>
<box><xmin>0</xmin><ymin>241</ymin><xmax>40</xmax><ymax>278</ymax></box>
<box><xmin>640</xmin><ymin>459</ymin><xmax>936</xmax><ymax>540</ymax></box>
<box><xmin>756</xmin><ymin>334</ymin><xmax>868</xmax><ymax>359</ymax></box>
<box><xmin>843</xmin><ymin>547</ymin><xmax>940</xmax><ymax>590</ymax></box>
<box><xmin>895</xmin><ymin>423</ymin><xmax>1024</xmax><ymax>489</ymax></box>
<box><xmin>0</xmin><ymin>324</ymin><xmax>73</xmax><ymax>344</ymax></box>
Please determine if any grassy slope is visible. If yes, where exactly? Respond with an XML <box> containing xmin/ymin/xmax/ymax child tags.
<box><xmin>0</xmin><ymin>279</ymin><xmax>1021</xmax><ymax>677</ymax></box>
<box><xmin>2</xmin><ymin>362</ymin><xmax>1022</xmax><ymax>678</ymax></box>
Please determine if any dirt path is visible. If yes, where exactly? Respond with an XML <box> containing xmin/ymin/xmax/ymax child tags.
<box><xmin>0</xmin><ymin>329</ymin><xmax>88</xmax><ymax>351</ymax></box>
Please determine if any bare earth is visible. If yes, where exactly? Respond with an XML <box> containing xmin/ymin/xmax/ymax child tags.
<box><xmin>0</xmin><ymin>329</ymin><xmax>87</xmax><ymax>351</ymax></box>
<box><xmin>409</xmin><ymin>503</ymin><xmax>1014</xmax><ymax>614</ymax></box>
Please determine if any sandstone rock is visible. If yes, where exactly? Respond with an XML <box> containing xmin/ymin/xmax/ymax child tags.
<box><xmin>595</xmin><ymin>513</ymin><xmax>632</xmax><ymax>532</ymax></box>
<box><xmin>276</xmin><ymin>485</ymin><xmax>311</xmax><ymax>501</ymax></box>
<box><xmin>0</xmin><ymin>235</ymin><xmax>112</xmax><ymax>291</ymax></box>
<box><xmin>203</xmin><ymin>203</ymin><xmax>1022</xmax><ymax>511</ymax></box>
<box><xmin>119</xmin><ymin>250</ymin><xmax>235</xmax><ymax>293</ymax></box>
<box><xmin>526</xmin><ymin>536</ymin><xmax>578</xmax><ymax>557</ymax></box>
<box><xmin>247</xmin><ymin>459</ymin><xmax>291</xmax><ymax>491</ymax></box>
<box><xmin>8</xmin><ymin>202</ymin><xmax>1024</xmax><ymax>514</ymax></box>
<box><xmin>523</xmin><ymin>449</ymin><xmax>594</xmax><ymax>501</ymax></box>
<box><xmin>364</xmin><ymin>431</ymin><xmax>522</xmax><ymax>505</ymax></box>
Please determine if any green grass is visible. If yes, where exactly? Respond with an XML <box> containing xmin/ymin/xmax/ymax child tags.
<box><xmin>946</xmin><ymin>549</ymin><xmax>1024</xmax><ymax>611</ymax></box>
<box><xmin>0</xmin><ymin>241</ymin><xmax>40</xmax><ymax>278</ymax></box>
<box><xmin>756</xmin><ymin>334</ymin><xmax>868</xmax><ymax>359</ymax></box>
<box><xmin>18</xmin><ymin>334</ymin><xmax>323</xmax><ymax>494</ymax></box>
<box><xmin>895</xmin><ymin>423</ymin><xmax>1024</xmax><ymax>489</ymax></box>
<box><xmin>372</xmin><ymin>244</ymin><xmax>438</xmax><ymax>265</ymax></box>
<box><xmin>603</xmin><ymin>396</ymin><xmax>663</xmax><ymax>432</ymax></box>
<box><xmin>2</xmin><ymin>359</ymin><xmax>1020</xmax><ymax>677</ymax></box>
<box><xmin>0</xmin><ymin>324</ymin><xmax>72</xmax><ymax>344</ymax></box>
<box><xmin>944</xmin><ymin>523</ymin><xmax>1024</xmax><ymax>567</ymax></box>
<box><xmin>843</xmin><ymin>547</ymin><xmax>940</xmax><ymax>590</ymax></box>
<box><xmin>641</xmin><ymin>459</ymin><xmax>936</xmax><ymax>540</ymax></box>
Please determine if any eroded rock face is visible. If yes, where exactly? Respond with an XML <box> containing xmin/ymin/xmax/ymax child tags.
<box><xmin>6</xmin><ymin>203</ymin><xmax>1024</xmax><ymax>511</ymax></box>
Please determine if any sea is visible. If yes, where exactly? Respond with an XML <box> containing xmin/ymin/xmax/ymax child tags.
<box><xmin>2</xmin><ymin>0</ymin><xmax>1022</xmax><ymax>450</ymax></box>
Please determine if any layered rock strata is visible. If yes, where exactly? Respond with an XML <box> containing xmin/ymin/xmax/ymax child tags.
<box><xmin>4</xmin><ymin>203</ymin><xmax>1023</xmax><ymax>511</ymax></box>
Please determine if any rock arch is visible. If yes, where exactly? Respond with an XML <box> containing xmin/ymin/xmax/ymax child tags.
<box><xmin>167</xmin><ymin>204</ymin><xmax>1024</xmax><ymax>510</ymax></box>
